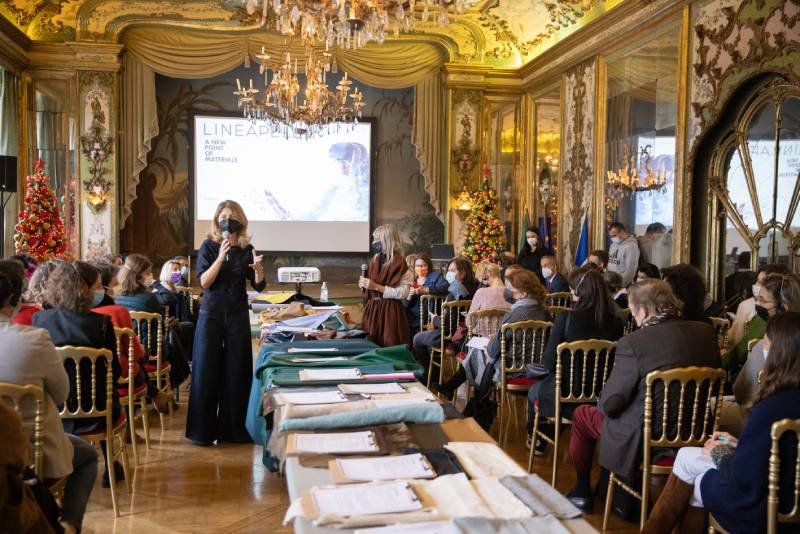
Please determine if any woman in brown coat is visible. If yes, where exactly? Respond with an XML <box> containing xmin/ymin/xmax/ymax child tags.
<box><xmin>359</xmin><ymin>224</ymin><xmax>413</xmax><ymax>347</ymax></box>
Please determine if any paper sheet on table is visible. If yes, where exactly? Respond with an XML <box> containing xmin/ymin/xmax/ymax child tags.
<box><xmin>276</xmin><ymin>390</ymin><xmax>348</xmax><ymax>405</ymax></box>
<box><xmin>288</xmin><ymin>430</ymin><xmax>378</xmax><ymax>454</ymax></box>
<box><xmin>466</xmin><ymin>336</ymin><xmax>490</xmax><ymax>351</ymax></box>
<box><xmin>310</xmin><ymin>481</ymin><xmax>423</xmax><ymax>517</ymax></box>
<box><xmin>287</xmin><ymin>347</ymin><xmax>340</xmax><ymax>353</ymax></box>
<box><xmin>290</xmin><ymin>356</ymin><xmax>349</xmax><ymax>363</ymax></box>
<box><xmin>299</xmin><ymin>368</ymin><xmax>362</xmax><ymax>381</ymax></box>
<box><xmin>370</xmin><ymin>398</ymin><xmax>437</xmax><ymax>409</ymax></box>
<box><xmin>332</xmin><ymin>454</ymin><xmax>435</xmax><ymax>482</ymax></box>
<box><xmin>338</xmin><ymin>382</ymin><xmax>406</xmax><ymax>395</ymax></box>
<box><xmin>355</xmin><ymin>522</ymin><xmax>456</xmax><ymax>534</ymax></box>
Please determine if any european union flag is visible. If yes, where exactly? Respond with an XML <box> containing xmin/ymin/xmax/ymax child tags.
<box><xmin>537</xmin><ymin>216</ymin><xmax>553</xmax><ymax>255</ymax></box>
<box><xmin>574</xmin><ymin>215</ymin><xmax>589</xmax><ymax>267</ymax></box>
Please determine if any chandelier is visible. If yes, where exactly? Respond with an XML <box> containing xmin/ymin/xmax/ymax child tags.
<box><xmin>245</xmin><ymin>0</ymin><xmax>474</xmax><ymax>49</ymax></box>
<box><xmin>235</xmin><ymin>47</ymin><xmax>365</xmax><ymax>138</ymax></box>
<box><xmin>605</xmin><ymin>144</ymin><xmax>668</xmax><ymax>220</ymax></box>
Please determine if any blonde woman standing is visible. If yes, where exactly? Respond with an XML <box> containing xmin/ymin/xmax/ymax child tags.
<box><xmin>187</xmin><ymin>200</ymin><xmax>265</xmax><ymax>446</ymax></box>
<box><xmin>358</xmin><ymin>224</ymin><xmax>413</xmax><ymax>347</ymax></box>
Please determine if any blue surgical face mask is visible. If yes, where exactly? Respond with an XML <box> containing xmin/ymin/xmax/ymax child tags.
<box><xmin>445</xmin><ymin>271</ymin><xmax>457</xmax><ymax>284</ymax></box>
<box><xmin>91</xmin><ymin>289</ymin><xmax>106</xmax><ymax>308</ymax></box>
<box><xmin>503</xmin><ymin>289</ymin><xmax>516</xmax><ymax>304</ymax></box>
<box><xmin>180</xmin><ymin>266</ymin><xmax>189</xmax><ymax>278</ymax></box>
<box><xmin>610</xmin><ymin>236</ymin><xmax>621</xmax><ymax>245</ymax></box>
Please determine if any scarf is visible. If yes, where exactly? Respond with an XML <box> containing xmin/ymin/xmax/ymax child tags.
<box><xmin>511</xmin><ymin>297</ymin><xmax>539</xmax><ymax>311</ymax></box>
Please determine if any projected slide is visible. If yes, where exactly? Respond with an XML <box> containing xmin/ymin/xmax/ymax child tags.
<box><xmin>193</xmin><ymin>115</ymin><xmax>372</xmax><ymax>253</ymax></box>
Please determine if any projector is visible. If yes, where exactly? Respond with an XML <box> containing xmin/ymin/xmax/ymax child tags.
<box><xmin>277</xmin><ymin>267</ymin><xmax>321</xmax><ymax>283</ymax></box>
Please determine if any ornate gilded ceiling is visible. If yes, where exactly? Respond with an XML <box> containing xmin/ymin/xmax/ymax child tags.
<box><xmin>0</xmin><ymin>0</ymin><xmax>621</xmax><ymax>68</ymax></box>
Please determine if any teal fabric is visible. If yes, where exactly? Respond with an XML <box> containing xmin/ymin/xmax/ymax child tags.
<box><xmin>244</xmin><ymin>339</ymin><xmax>425</xmax><ymax>470</ymax></box>
<box><xmin>278</xmin><ymin>402</ymin><xmax>444</xmax><ymax>431</ymax></box>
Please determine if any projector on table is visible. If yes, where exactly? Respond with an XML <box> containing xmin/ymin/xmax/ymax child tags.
<box><xmin>277</xmin><ymin>267</ymin><xmax>321</xmax><ymax>283</ymax></box>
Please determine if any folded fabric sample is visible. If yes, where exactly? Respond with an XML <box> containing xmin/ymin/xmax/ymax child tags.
<box><xmin>499</xmin><ymin>475</ymin><xmax>583</xmax><ymax>519</ymax></box>
<box><xmin>355</xmin><ymin>521</ymin><xmax>457</xmax><ymax>533</ymax></box>
<box><xmin>444</xmin><ymin>442</ymin><xmax>526</xmax><ymax>479</ymax></box>
<box><xmin>471</xmin><ymin>478</ymin><xmax>532</xmax><ymax>519</ymax></box>
<box><xmin>451</xmin><ymin>516</ymin><xmax>571</xmax><ymax>534</ymax></box>
<box><xmin>279</xmin><ymin>402</ymin><xmax>445</xmax><ymax>432</ymax></box>
<box><xmin>283</xmin><ymin>399</ymin><xmax>373</xmax><ymax>419</ymax></box>
<box><xmin>411</xmin><ymin>473</ymin><xmax>493</xmax><ymax>519</ymax></box>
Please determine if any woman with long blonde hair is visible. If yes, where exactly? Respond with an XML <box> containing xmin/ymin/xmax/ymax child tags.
<box><xmin>358</xmin><ymin>224</ymin><xmax>413</xmax><ymax>347</ymax></box>
<box><xmin>187</xmin><ymin>200</ymin><xmax>266</xmax><ymax>446</ymax></box>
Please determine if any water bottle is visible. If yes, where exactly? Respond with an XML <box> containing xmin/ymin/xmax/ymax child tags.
<box><xmin>320</xmin><ymin>282</ymin><xmax>328</xmax><ymax>303</ymax></box>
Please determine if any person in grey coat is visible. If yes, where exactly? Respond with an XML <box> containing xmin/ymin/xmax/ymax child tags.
<box><xmin>563</xmin><ymin>278</ymin><xmax>721</xmax><ymax>513</ymax></box>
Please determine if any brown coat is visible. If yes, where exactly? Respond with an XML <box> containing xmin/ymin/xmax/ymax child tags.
<box><xmin>598</xmin><ymin>319</ymin><xmax>721</xmax><ymax>480</ymax></box>
<box><xmin>362</xmin><ymin>253</ymin><xmax>411</xmax><ymax>347</ymax></box>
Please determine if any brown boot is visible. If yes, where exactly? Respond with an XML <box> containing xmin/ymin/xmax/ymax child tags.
<box><xmin>642</xmin><ymin>473</ymin><xmax>693</xmax><ymax>534</ymax></box>
<box><xmin>679</xmin><ymin>506</ymin><xmax>707</xmax><ymax>533</ymax></box>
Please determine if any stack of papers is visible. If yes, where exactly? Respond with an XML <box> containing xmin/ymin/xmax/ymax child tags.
<box><xmin>299</xmin><ymin>368</ymin><xmax>362</xmax><ymax>381</ymax></box>
<box><xmin>288</xmin><ymin>431</ymin><xmax>378</xmax><ymax>454</ymax></box>
<box><xmin>338</xmin><ymin>382</ymin><xmax>406</xmax><ymax>395</ymax></box>
<box><xmin>276</xmin><ymin>390</ymin><xmax>348</xmax><ymax>405</ymax></box>
<box><xmin>331</xmin><ymin>454</ymin><xmax>436</xmax><ymax>482</ymax></box>
<box><xmin>310</xmin><ymin>481</ymin><xmax>423</xmax><ymax>517</ymax></box>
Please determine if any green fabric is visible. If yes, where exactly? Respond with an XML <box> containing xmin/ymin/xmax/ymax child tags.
<box><xmin>278</xmin><ymin>402</ymin><xmax>444</xmax><ymax>431</ymax></box>
<box><xmin>723</xmin><ymin>316</ymin><xmax>765</xmax><ymax>370</ymax></box>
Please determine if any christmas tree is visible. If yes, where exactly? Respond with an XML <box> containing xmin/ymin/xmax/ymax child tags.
<box><xmin>14</xmin><ymin>160</ymin><xmax>68</xmax><ymax>261</ymax></box>
<box><xmin>462</xmin><ymin>165</ymin><xmax>506</xmax><ymax>263</ymax></box>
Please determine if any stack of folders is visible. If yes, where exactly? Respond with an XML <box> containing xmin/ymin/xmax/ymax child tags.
<box><xmin>286</xmin><ymin>431</ymin><xmax>379</xmax><ymax>455</ymax></box>
<box><xmin>309</xmin><ymin>481</ymin><xmax>423</xmax><ymax>517</ymax></box>
<box><xmin>329</xmin><ymin>454</ymin><xmax>436</xmax><ymax>484</ymax></box>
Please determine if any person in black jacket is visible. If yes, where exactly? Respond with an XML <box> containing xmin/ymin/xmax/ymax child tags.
<box><xmin>518</xmin><ymin>227</ymin><xmax>545</xmax><ymax>279</ymax></box>
<box><xmin>541</xmin><ymin>255</ymin><xmax>569</xmax><ymax>293</ymax></box>
<box><xmin>154</xmin><ymin>258</ymin><xmax>195</xmax><ymax>363</ymax></box>
<box><xmin>526</xmin><ymin>268</ymin><xmax>625</xmax><ymax>454</ymax></box>
<box><xmin>662</xmin><ymin>263</ymin><xmax>723</xmax><ymax>322</ymax></box>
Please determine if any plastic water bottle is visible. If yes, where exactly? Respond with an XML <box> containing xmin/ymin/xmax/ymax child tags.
<box><xmin>320</xmin><ymin>282</ymin><xmax>328</xmax><ymax>303</ymax></box>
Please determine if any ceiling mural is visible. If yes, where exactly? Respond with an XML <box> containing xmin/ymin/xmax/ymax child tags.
<box><xmin>0</xmin><ymin>0</ymin><xmax>621</xmax><ymax>68</ymax></box>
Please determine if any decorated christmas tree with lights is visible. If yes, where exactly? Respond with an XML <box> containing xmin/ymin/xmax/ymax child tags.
<box><xmin>462</xmin><ymin>165</ymin><xmax>506</xmax><ymax>263</ymax></box>
<box><xmin>14</xmin><ymin>160</ymin><xmax>68</xmax><ymax>261</ymax></box>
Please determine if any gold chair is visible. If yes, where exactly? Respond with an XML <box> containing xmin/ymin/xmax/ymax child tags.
<box><xmin>546</xmin><ymin>292</ymin><xmax>572</xmax><ymax>309</ymax></box>
<box><xmin>747</xmin><ymin>337</ymin><xmax>762</xmax><ymax>353</ymax></box>
<box><xmin>529</xmin><ymin>339</ymin><xmax>617</xmax><ymax>485</ymax></box>
<box><xmin>174</xmin><ymin>285</ymin><xmax>198</xmax><ymax>316</ymax></box>
<box><xmin>57</xmin><ymin>346</ymin><xmax>130</xmax><ymax>516</ymax></box>
<box><xmin>129</xmin><ymin>311</ymin><xmax>172</xmax><ymax>432</ymax></box>
<box><xmin>601</xmin><ymin>366</ymin><xmax>726</xmax><ymax>532</ymax></box>
<box><xmin>622</xmin><ymin>309</ymin><xmax>637</xmax><ymax>335</ymax></box>
<box><xmin>418</xmin><ymin>294</ymin><xmax>444</xmax><ymax>334</ymax></box>
<box><xmin>114</xmin><ymin>327</ymin><xmax>151</xmax><ymax>465</ymax></box>
<box><xmin>427</xmin><ymin>299</ymin><xmax>471</xmax><ymax>389</ymax></box>
<box><xmin>453</xmin><ymin>307</ymin><xmax>508</xmax><ymax>402</ymax></box>
<box><xmin>0</xmin><ymin>381</ymin><xmax>46</xmax><ymax>479</ymax></box>
<box><xmin>498</xmin><ymin>319</ymin><xmax>552</xmax><ymax>445</ymax></box>
<box><xmin>547</xmin><ymin>305</ymin><xmax>571</xmax><ymax>317</ymax></box>
<box><xmin>710</xmin><ymin>316</ymin><xmax>731</xmax><ymax>352</ymax></box>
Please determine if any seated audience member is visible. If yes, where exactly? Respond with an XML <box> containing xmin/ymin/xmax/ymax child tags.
<box><xmin>643</xmin><ymin>312</ymin><xmax>800</xmax><ymax>534</ymax></box>
<box><xmin>412</xmin><ymin>256</ymin><xmax>477</xmax><ymax>376</ymax></box>
<box><xmin>499</xmin><ymin>251</ymin><xmax>517</xmax><ymax>279</ymax></box>
<box><xmin>91</xmin><ymin>262</ymin><xmax>120</xmax><ymax>307</ymax></box>
<box><xmin>9</xmin><ymin>261</ymin><xmax>59</xmax><ymax>326</ymax></box>
<box><xmin>31</xmin><ymin>261</ymin><xmax>123</xmax><ymax>487</ymax></box>
<box><xmin>729</xmin><ymin>263</ymin><xmax>790</xmax><ymax>345</ymax></box>
<box><xmin>114</xmin><ymin>253</ymin><xmax>161</xmax><ymax>314</ymax></box>
<box><xmin>541</xmin><ymin>255</ymin><xmax>569</xmax><ymax>293</ymax></box>
<box><xmin>661</xmin><ymin>263</ymin><xmax>722</xmax><ymax>322</ymax></box>
<box><xmin>603</xmin><ymin>270</ymin><xmax>628</xmax><ymax>310</ymax></box>
<box><xmin>436</xmin><ymin>269</ymin><xmax>550</xmax><ymax>401</ymax></box>
<box><xmin>636</xmin><ymin>262</ymin><xmax>661</xmax><ymax>282</ymax></box>
<box><xmin>587</xmin><ymin>250</ymin><xmax>609</xmax><ymax>271</ymax></box>
<box><xmin>527</xmin><ymin>268</ymin><xmax>625</xmax><ymax>454</ymax></box>
<box><xmin>719</xmin><ymin>274</ymin><xmax>800</xmax><ymax>436</ymax></box>
<box><xmin>405</xmin><ymin>252</ymin><xmax>449</xmax><ymax>336</ymax></box>
<box><xmin>173</xmin><ymin>256</ymin><xmax>190</xmax><ymax>286</ymax></box>
<box><xmin>467</xmin><ymin>262</ymin><xmax>510</xmax><ymax>327</ymax></box>
<box><xmin>518</xmin><ymin>227</ymin><xmax>545</xmax><ymax>278</ymax></box>
<box><xmin>8</xmin><ymin>253</ymin><xmax>37</xmax><ymax>280</ymax></box>
<box><xmin>0</xmin><ymin>270</ymin><xmax>98</xmax><ymax>533</ymax></box>
<box><xmin>564</xmin><ymin>279</ymin><xmax>720</xmax><ymax>513</ymax></box>
<box><xmin>723</xmin><ymin>273</ymin><xmax>784</xmax><ymax>372</ymax></box>
<box><xmin>154</xmin><ymin>259</ymin><xmax>195</xmax><ymax>360</ymax></box>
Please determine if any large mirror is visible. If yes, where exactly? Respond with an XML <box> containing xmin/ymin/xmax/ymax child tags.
<box><xmin>485</xmin><ymin>97</ymin><xmax>520</xmax><ymax>250</ymax></box>
<box><xmin>605</xmin><ymin>27</ymin><xmax>680</xmax><ymax>269</ymax></box>
<box><xmin>533</xmin><ymin>87</ymin><xmax>561</xmax><ymax>254</ymax></box>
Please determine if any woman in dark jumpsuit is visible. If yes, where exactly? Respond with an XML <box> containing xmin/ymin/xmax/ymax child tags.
<box><xmin>186</xmin><ymin>200</ymin><xmax>266</xmax><ymax>446</ymax></box>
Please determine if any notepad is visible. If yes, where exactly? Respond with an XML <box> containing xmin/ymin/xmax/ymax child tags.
<box><xmin>288</xmin><ymin>431</ymin><xmax>378</xmax><ymax>454</ymax></box>
<box><xmin>310</xmin><ymin>481</ymin><xmax>423</xmax><ymax>517</ymax></box>
<box><xmin>338</xmin><ymin>382</ymin><xmax>406</xmax><ymax>395</ymax></box>
<box><xmin>277</xmin><ymin>390</ymin><xmax>347</xmax><ymax>405</ymax></box>
<box><xmin>299</xmin><ymin>368</ymin><xmax>362</xmax><ymax>381</ymax></box>
<box><xmin>466</xmin><ymin>336</ymin><xmax>491</xmax><ymax>351</ymax></box>
<box><xmin>332</xmin><ymin>454</ymin><xmax>436</xmax><ymax>482</ymax></box>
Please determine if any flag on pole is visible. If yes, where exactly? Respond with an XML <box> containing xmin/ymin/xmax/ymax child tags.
<box><xmin>538</xmin><ymin>216</ymin><xmax>553</xmax><ymax>255</ymax></box>
<box><xmin>519</xmin><ymin>209</ymin><xmax>530</xmax><ymax>251</ymax></box>
<box><xmin>574</xmin><ymin>215</ymin><xmax>589</xmax><ymax>267</ymax></box>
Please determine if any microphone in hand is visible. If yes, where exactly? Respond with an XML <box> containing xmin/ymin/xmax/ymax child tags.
<box><xmin>222</xmin><ymin>230</ymin><xmax>230</xmax><ymax>261</ymax></box>
<box><xmin>360</xmin><ymin>263</ymin><xmax>368</xmax><ymax>293</ymax></box>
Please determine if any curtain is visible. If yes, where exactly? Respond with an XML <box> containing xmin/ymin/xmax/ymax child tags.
<box><xmin>0</xmin><ymin>68</ymin><xmax>19</xmax><ymax>256</ymax></box>
<box><xmin>120</xmin><ymin>26</ymin><xmax>448</xmax><ymax>225</ymax></box>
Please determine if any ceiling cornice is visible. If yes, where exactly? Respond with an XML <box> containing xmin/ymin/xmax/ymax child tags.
<box><xmin>26</xmin><ymin>41</ymin><xmax>123</xmax><ymax>73</ymax></box>
<box><xmin>0</xmin><ymin>15</ymin><xmax>31</xmax><ymax>73</ymax></box>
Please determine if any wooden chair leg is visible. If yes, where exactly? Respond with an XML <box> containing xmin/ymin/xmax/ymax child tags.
<box><xmin>119</xmin><ymin>434</ymin><xmax>132</xmax><ymax>494</ymax></box>
<box><xmin>551</xmin><ymin>417</ymin><xmax>560</xmax><ymax>486</ymax></box>
<box><xmin>105</xmin><ymin>441</ymin><xmax>120</xmax><ymax>517</ymax></box>
<box><xmin>139</xmin><ymin>397</ymin><xmax>151</xmax><ymax>450</ymax></box>
<box><xmin>127</xmin><ymin>406</ymin><xmax>139</xmax><ymax>466</ymax></box>
<box><xmin>640</xmin><ymin>468</ymin><xmax>650</xmax><ymax>531</ymax></box>
<box><xmin>426</xmin><ymin>352</ymin><xmax>436</xmax><ymax>390</ymax></box>
<box><xmin>528</xmin><ymin>406</ymin><xmax>541</xmax><ymax>472</ymax></box>
<box><xmin>602</xmin><ymin>473</ymin><xmax>616</xmax><ymax>532</ymax></box>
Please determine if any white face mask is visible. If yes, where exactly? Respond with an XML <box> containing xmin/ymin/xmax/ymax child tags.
<box><xmin>527</xmin><ymin>237</ymin><xmax>537</xmax><ymax>247</ymax></box>
<box><xmin>611</xmin><ymin>236</ymin><xmax>621</xmax><ymax>245</ymax></box>
<box><xmin>445</xmin><ymin>271</ymin><xmax>457</xmax><ymax>284</ymax></box>
<box><xmin>542</xmin><ymin>267</ymin><xmax>553</xmax><ymax>279</ymax></box>
<box><xmin>752</xmin><ymin>284</ymin><xmax>761</xmax><ymax>298</ymax></box>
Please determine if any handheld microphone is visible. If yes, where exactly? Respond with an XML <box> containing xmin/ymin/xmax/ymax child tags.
<box><xmin>222</xmin><ymin>230</ymin><xmax>230</xmax><ymax>261</ymax></box>
<box><xmin>361</xmin><ymin>263</ymin><xmax>368</xmax><ymax>293</ymax></box>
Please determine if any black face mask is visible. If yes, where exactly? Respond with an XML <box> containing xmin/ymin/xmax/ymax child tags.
<box><xmin>755</xmin><ymin>304</ymin><xmax>772</xmax><ymax>322</ymax></box>
<box><xmin>371</xmin><ymin>241</ymin><xmax>383</xmax><ymax>255</ymax></box>
<box><xmin>503</xmin><ymin>289</ymin><xmax>516</xmax><ymax>304</ymax></box>
<box><xmin>219</xmin><ymin>218</ymin><xmax>242</xmax><ymax>234</ymax></box>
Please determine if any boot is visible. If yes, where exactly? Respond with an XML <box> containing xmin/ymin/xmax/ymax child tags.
<box><xmin>642</xmin><ymin>473</ymin><xmax>693</xmax><ymax>534</ymax></box>
<box><xmin>679</xmin><ymin>506</ymin><xmax>707</xmax><ymax>533</ymax></box>
<box><xmin>433</xmin><ymin>367</ymin><xmax>466</xmax><ymax>399</ymax></box>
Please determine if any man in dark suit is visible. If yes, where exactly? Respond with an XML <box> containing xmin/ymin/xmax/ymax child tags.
<box><xmin>541</xmin><ymin>255</ymin><xmax>569</xmax><ymax>293</ymax></box>
<box><xmin>564</xmin><ymin>279</ymin><xmax>721</xmax><ymax>513</ymax></box>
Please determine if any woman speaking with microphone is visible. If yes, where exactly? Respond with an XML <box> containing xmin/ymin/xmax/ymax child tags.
<box><xmin>187</xmin><ymin>200</ymin><xmax>265</xmax><ymax>446</ymax></box>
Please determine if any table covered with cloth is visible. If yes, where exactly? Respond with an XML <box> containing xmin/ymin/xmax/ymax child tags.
<box><xmin>246</xmin><ymin>339</ymin><xmax>425</xmax><ymax>469</ymax></box>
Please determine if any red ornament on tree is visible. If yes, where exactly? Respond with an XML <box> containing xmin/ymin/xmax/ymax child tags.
<box><xmin>14</xmin><ymin>160</ymin><xmax>68</xmax><ymax>261</ymax></box>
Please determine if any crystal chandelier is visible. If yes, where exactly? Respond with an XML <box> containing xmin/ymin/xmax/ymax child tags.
<box><xmin>235</xmin><ymin>46</ymin><xmax>365</xmax><ymax>138</ymax></box>
<box><xmin>605</xmin><ymin>144</ymin><xmax>668</xmax><ymax>220</ymax></box>
<box><xmin>245</xmin><ymin>0</ymin><xmax>474</xmax><ymax>49</ymax></box>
